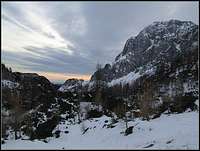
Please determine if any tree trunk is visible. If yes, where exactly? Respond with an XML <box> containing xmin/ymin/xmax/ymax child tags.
<box><xmin>14</xmin><ymin>129</ymin><xmax>17</xmax><ymax>140</ymax></box>
<box><xmin>14</xmin><ymin>116</ymin><xmax>18</xmax><ymax>140</ymax></box>
<box><xmin>125</xmin><ymin>101</ymin><xmax>128</xmax><ymax>129</ymax></box>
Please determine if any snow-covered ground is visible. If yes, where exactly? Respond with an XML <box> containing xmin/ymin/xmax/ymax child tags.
<box><xmin>2</xmin><ymin>111</ymin><xmax>199</xmax><ymax>150</ymax></box>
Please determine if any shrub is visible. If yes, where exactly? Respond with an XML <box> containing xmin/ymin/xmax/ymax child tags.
<box><xmin>170</xmin><ymin>95</ymin><xmax>197</xmax><ymax>113</ymax></box>
<box><xmin>33</xmin><ymin>115</ymin><xmax>60</xmax><ymax>139</ymax></box>
<box><xmin>124</xmin><ymin>126</ymin><xmax>133</xmax><ymax>136</ymax></box>
<box><xmin>87</xmin><ymin>109</ymin><xmax>103</xmax><ymax>119</ymax></box>
<box><xmin>54</xmin><ymin>130</ymin><xmax>61</xmax><ymax>138</ymax></box>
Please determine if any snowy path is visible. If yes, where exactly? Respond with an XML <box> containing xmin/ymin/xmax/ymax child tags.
<box><xmin>2</xmin><ymin>111</ymin><xmax>199</xmax><ymax>150</ymax></box>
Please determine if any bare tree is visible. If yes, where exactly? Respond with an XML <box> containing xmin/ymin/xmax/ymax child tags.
<box><xmin>123</xmin><ymin>84</ymin><xmax>129</xmax><ymax>129</ymax></box>
<box><xmin>9</xmin><ymin>67</ymin><xmax>12</xmax><ymax>73</ymax></box>
<box><xmin>76</xmin><ymin>84</ymin><xmax>82</xmax><ymax>123</ymax></box>
<box><xmin>9</xmin><ymin>90</ymin><xmax>26</xmax><ymax>140</ymax></box>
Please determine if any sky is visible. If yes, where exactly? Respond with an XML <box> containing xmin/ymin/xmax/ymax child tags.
<box><xmin>1</xmin><ymin>1</ymin><xmax>199</xmax><ymax>83</ymax></box>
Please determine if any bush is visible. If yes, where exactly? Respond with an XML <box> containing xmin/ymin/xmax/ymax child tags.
<box><xmin>106</xmin><ymin>124</ymin><xmax>116</xmax><ymax>129</ymax></box>
<box><xmin>87</xmin><ymin>109</ymin><xmax>103</xmax><ymax>119</ymax></box>
<box><xmin>33</xmin><ymin>115</ymin><xmax>60</xmax><ymax>139</ymax></box>
<box><xmin>64</xmin><ymin>131</ymin><xmax>69</xmax><ymax>134</ymax></box>
<box><xmin>111</xmin><ymin>118</ymin><xmax>118</xmax><ymax>124</ymax></box>
<box><xmin>21</xmin><ymin>125</ymin><xmax>35</xmax><ymax>140</ymax></box>
<box><xmin>170</xmin><ymin>95</ymin><xmax>197</xmax><ymax>113</ymax></box>
<box><xmin>54</xmin><ymin>130</ymin><xmax>61</xmax><ymax>138</ymax></box>
<box><xmin>124</xmin><ymin>126</ymin><xmax>133</xmax><ymax>136</ymax></box>
<box><xmin>1</xmin><ymin>139</ymin><xmax>5</xmax><ymax>144</ymax></box>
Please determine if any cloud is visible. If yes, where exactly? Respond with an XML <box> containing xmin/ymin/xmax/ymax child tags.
<box><xmin>2</xmin><ymin>1</ymin><xmax>198</xmax><ymax>83</ymax></box>
<box><xmin>2</xmin><ymin>2</ymin><xmax>74</xmax><ymax>55</ymax></box>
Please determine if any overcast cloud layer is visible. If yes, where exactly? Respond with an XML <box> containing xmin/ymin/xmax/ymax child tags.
<box><xmin>1</xmin><ymin>1</ymin><xmax>199</xmax><ymax>83</ymax></box>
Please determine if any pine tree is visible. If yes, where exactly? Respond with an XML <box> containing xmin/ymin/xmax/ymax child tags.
<box><xmin>9</xmin><ymin>67</ymin><xmax>12</xmax><ymax>73</ymax></box>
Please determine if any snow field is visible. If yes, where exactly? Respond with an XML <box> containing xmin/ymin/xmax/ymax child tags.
<box><xmin>2</xmin><ymin>111</ymin><xmax>199</xmax><ymax>149</ymax></box>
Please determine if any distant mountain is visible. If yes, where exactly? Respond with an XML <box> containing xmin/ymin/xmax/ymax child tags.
<box><xmin>58</xmin><ymin>78</ymin><xmax>90</xmax><ymax>92</ymax></box>
<box><xmin>58</xmin><ymin>78</ymin><xmax>84</xmax><ymax>92</ymax></box>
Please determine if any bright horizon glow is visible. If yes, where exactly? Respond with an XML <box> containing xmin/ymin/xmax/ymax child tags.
<box><xmin>37</xmin><ymin>71</ymin><xmax>91</xmax><ymax>84</ymax></box>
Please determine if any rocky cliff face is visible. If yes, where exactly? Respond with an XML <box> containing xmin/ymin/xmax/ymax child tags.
<box><xmin>91</xmin><ymin>19</ymin><xmax>198</xmax><ymax>82</ymax></box>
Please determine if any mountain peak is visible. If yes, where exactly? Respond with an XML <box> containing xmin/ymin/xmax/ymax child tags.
<box><xmin>91</xmin><ymin>20</ymin><xmax>198</xmax><ymax>82</ymax></box>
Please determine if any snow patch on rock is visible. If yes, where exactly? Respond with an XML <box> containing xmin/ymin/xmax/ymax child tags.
<box><xmin>1</xmin><ymin>80</ymin><xmax>19</xmax><ymax>89</ymax></box>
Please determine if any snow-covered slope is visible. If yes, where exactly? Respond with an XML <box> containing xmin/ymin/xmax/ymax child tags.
<box><xmin>108</xmin><ymin>65</ymin><xmax>155</xmax><ymax>87</ymax></box>
<box><xmin>2</xmin><ymin>111</ymin><xmax>199</xmax><ymax>149</ymax></box>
